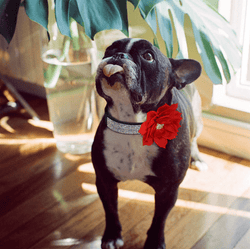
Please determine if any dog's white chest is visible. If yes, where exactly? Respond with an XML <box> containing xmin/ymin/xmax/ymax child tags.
<box><xmin>103</xmin><ymin>129</ymin><xmax>159</xmax><ymax>181</ymax></box>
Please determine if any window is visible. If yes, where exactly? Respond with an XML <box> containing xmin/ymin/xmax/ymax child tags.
<box><xmin>198</xmin><ymin>0</ymin><xmax>250</xmax><ymax>160</ymax></box>
<box><xmin>212</xmin><ymin>0</ymin><xmax>250</xmax><ymax>113</ymax></box>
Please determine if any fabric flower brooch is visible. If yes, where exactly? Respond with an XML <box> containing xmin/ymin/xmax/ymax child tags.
<box><xmin>139</xmin><ymin>103</ymin><xmax>182</xmax><ymax>148</ymax></box>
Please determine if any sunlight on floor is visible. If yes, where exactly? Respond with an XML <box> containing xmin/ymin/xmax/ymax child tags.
<box><xmin>51</xmin><ymin>236</ymin><xmax>102</xmax><ymax>248</ymax></box>
<box><xmin>52</xmin><ymin>238</ymin><xmax>82</xmax><ymax>246</ymax></box>
<box><xmin>81</xmin><ymin>182</ymin><xmax>250</xmax><ymax>219</ymax></box>
<box><xmin>0</xmin><ymin>116</ymin><xmax>16</xmax><ymax>133</ymax></box>
<box><xmin>78</xmin><ymin>159</ymin><xmax>250</xmax><ymax>198</ymax></box>
<box><xmin>28</xmin><ymin>119</ymin><xmax>54</xmax><ymax>131</ymax></box>
<box><xmin>78</xmin><ymin>162</ymin><xmax>95</xmax><ymax>173</ymax></box>
<box><xmin>0</xmin><ymin>138</ymin><xmax>56</xmax><ymax>145</ymax></box>
<box><xmin>52</xmin><ymin>189</ymin><xmax>99</xmax><ymax>211</ymax></box>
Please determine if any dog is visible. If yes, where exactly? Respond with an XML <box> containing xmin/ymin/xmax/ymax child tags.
<box><xmin>91</xmin><ymin>38</ymin><xmax>207</xmax><ymax>249</ymax></box>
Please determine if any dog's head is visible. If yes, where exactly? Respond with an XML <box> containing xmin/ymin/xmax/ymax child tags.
<box><xmin>95</xmin><ymin>38</ymin><xmax>201</xmax><ymax>113</ymax></box>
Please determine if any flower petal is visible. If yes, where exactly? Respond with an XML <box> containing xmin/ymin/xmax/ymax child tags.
<box><xmin>154</xmin><ymin>136</ymin><xmax>168</xmax><ymax>148</ymax></box>
<box><xmin>139</xmin><ymin>103</ymin><xmax>182</xmax><ymax>148</ymax></box>
<box><xmin>143</xmin><ymin>133</ymin><xmax>154</xmax><ymax>146</ymax></box>
<box><xmin>139</xmin><ymin>122</ymin><xmax>148</xmax><ymax>135</ymax></box>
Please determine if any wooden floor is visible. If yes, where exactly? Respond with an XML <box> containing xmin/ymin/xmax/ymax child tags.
<box><xmin>0</xmin><ymin>95</ymin><xmax>250</xmax><ymax>249</ymax></box>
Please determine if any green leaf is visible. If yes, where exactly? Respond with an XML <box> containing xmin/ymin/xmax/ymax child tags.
<box><xmin>69</xmin><ymin>0</ymin><xmax>84</xmax><ymax>26</ymax></box>
<box><xmin>55</xmin><ymin>0</ymin><xmax>71</xmax><ymax>37</ymax></box>
<box><xmin>214</xmin><ymin>50</ymin><xmax>231</xmax><ymax>83</ymax></box>
<box><xmin>69</xmin><ymin>18</ymin><xmax>80</xmax><ymax>51</ymax></box>
<box><xmin>55</xmin><ymin>0</ymin><xmax>84</xmax><ymax>37</ymax></box>
<box><xmin>153</xmin><ymin>37</ymin><xmax>160</xmax><ymax>49</ymax></box>
<box><xmin>0</xmin><ymin>0</ymin><xmax>21</xmax><ymax>43</ymax></box>
<box><xmin>202</xmin><ymin>30</ymin><xmax>231</xmax><ymax>83</ymax></box>
<box><xmin>194</xmin><ymin>28</ymin><xmax>222</xmax><ymax>84</ymax></box>
<box><xmin>140</xmin><ymin>6</ymin><xmax>157</xmax><ymax>34</ymax></box>
<box><xmin>139</xmin><ymin>0</ymin><xmax>164</xmax><ymax>17</ymax></box>
<box><xmin>146</xmin><ymin>0</ymin><xmax>241</xmax><ymax>84</ymax></box>
<box><xmin>160</xmin><ymin>1</ymin><xmax>188</xmax><ymax>58</ymax></box>
<box><xmin>76</xmin><ymin>0</ymin><xmax>129</xmax><ymax>39</ymax></box>
<box><xmin>128</xmin><ymin>0</ymin><xmax>140</xmax><ymax>8</ymax></box>
<box><xmin>180</xmin><ymin>0</ymin><xmax>241</xmax><ymax>82</ymax></box>
<box><xmin>23</xmin><ymin>0</ymin><xmax>48</xmax><ymax>31</ymax></box>
<box><xmin>0</xmin><ymin>0</ymin><xmax>241</xmax><ymax>85</ymax></box>
<box><xmin>155</xmin><ymin>3</ymin><xmax>173</xmax><ymax>58</ymax></box>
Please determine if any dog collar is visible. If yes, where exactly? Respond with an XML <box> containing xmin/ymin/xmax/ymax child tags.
<box><xmin>105</xmin><ymin>109</ymin><xmax>142</xmax><ymax>135</ymax></box>
<box><xmin>105</xmin><ymin>103</ymin><xmax>182</xmax><ymax>148</ymax></box>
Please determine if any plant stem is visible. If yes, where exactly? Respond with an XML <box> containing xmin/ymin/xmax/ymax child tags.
<box><xmin>70</xmin><ymin>18</ymin><xmax>80</xmax><ymax>51</ymax></box>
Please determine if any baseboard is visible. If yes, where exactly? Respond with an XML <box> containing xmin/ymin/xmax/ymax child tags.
<box><xmin>198</xmin><ymin>112</ymin><xmax>250</xmax><ymax>161</ymax></box>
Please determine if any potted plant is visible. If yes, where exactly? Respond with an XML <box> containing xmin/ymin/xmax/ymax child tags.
<box><xmin>0</xmin><ymin>0</ymin><xmax>241</xmax><ymax>153</ymax></box>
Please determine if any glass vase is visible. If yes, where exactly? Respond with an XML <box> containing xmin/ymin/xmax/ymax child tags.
<box><xmin>40</xmin><ymin>10</ymin><xmax>104</xmax><ymax>154</ymax></box>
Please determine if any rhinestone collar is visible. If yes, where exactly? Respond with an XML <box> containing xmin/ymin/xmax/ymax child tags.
<box><xmin>105</xmin><ymin>109</ymin><xmax>143</xmax><ymax>135</ymax></box>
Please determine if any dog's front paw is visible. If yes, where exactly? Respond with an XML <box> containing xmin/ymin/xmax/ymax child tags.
<box><xmin>190</xmin><ymin>160</ymin><xmax>208</xmax><ymax>171</ymax></box>
<box><xmin>102</xmin><ymin>238</ymin><xmax>124</xmax><ymax>249</ymax></box>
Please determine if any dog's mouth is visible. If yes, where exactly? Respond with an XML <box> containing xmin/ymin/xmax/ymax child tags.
<box><xmin>103</xmin><ymin>64</ymin><xmax>124</xmax><ymax>77</ymax></box>
<box><xmin>100</xmin><ymin>63</ymin><xmax>146</xmax><ymax>105</ymax></box>
<box><xmin>102</xmin><ymin>64</ymin><xmax>125</xmax><ymax>87</ymax></box>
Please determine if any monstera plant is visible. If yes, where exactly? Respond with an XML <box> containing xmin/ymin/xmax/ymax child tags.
<box><xmin>0</xmin><ymin>0</ymin><xmax>241</xmax><ymax>85</ymax></box>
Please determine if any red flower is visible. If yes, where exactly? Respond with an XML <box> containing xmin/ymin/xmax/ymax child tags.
<box><xmin>139</xmin><ymin>103</ymin><xmax>182</xmax><ymax>148</ymax></box>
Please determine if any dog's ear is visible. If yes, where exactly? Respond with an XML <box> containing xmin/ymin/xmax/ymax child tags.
<box><xmin>169</xmin><ymin>59</ymin><xmax>202</xmax><ymax>90</ymax></box>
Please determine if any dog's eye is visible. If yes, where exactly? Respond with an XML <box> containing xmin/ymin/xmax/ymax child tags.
<box><xmin>143</xmin><ymin>52</ymin><xmax>154</xmax><ymax>62</ymax></box>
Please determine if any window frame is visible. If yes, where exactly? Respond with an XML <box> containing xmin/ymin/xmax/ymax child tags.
<box><xmin>212</xmin><ymin>0</ymin><xmax>250</xmax><ymax>114</ymax></box>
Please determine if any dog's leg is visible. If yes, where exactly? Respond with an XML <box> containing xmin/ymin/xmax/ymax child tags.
<box><xmin>144</xmin><ymin>183</ymin><xmax>179</xmax><ymax>249</ymax></box>
<box><xmin>190</xmin><ymin>138</ymin><xmax>208</xmax><ymax>171</ymax></box>
<box><xmin>189</xmin><ymin>88</ymin><xmax>208</xmax><ymax>171</ymax></box>
<box><xmin>96</xmin><ymin>176</ymin><xmax>124</xmax><ymax>249</ymax></box>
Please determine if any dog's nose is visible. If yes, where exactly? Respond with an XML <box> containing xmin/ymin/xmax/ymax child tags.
<box><xmin>112</xmin><ymin>52</ymin><xmax>129</xmax><ymax>60</ymax></box>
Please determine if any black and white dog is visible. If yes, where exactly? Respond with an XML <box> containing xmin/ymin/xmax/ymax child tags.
<box><xmin>92</xmin><ymin>38</ymin><xmax>207</xmax><ymax>249</ymax></box>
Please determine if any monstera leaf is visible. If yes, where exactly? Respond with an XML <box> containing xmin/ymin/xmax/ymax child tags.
<box><xmin>139</xmin><ymin>0</ymin><xmax>241</xmax><ymax>84</ymax></box>
<box><xmin>0</xmin><ymin>0</ymin><xmax>241</xmax><ymax>84</ymax></box>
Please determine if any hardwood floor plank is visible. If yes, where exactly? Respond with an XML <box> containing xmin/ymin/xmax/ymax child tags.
<box><xmin>121</xmin><ymin>153</ymin><xmax>225</xmax><ymax>248</ymax></box>
<box><xmin>30</xmin><ymin>197</ymin><xmax>105</xmax><ymax>249</ymax></box>
<box><xmin>84</xmin><ymin>181</ymin><xmax>156</xmax><ymax>238</ymax></box>
<box><xmin>0</xmin><ymin>145</ymin><xmax>56</xmax><ymax>179</ymax></box>
<box><xmin>121</xmin><ymin>150</ymin><xmax>233</xmax><ymax>248</ymax></box>
<box><xmin>31</xmin><ymin>180</ymin><xmax>153</xmax><ymax>249</ymax></box>
<box><xmin>232</xmin><ymin>186</ymin><xmax>250</xmax><ymax>249</ymax></box>
<box><xmin>122</xmin><ymin>183</ymin><xmax>209</xmax><ymax>249</ymax></box>
<box><xmin>0</xmin><ymin>147</ymin><xmax>58</xmax><ymax>195</ymax></box>
<box><xmin>162</xmin><ymin>156</ymin><xmax>250</xmax><ymax>249</ymax></box>
<box><xmin>0</xmin><ymin>144</ymin><xmax>23</xmax><ymax>167</ymax></box>
<box><xmin>0</xmin><ymin>152</ymin><xmax>91</xmax><ymax>216</ymax></box>
<box><xmin>233</xmin><ymin>228</ymin><xmax>250</xmax><ymax>249</ymax></box>
<box><xmin>0</xmin><ymin>189</ymin><xmax>98</xmax><ymax>249</ymax></box>
<box><xmin>0</xmin><ymin>114</ymin><xmax>54</xmax><ymax>170</ymax></box>
<box><xmin>0</xmin><ymin>160</ymin><xmax>98</xmax><ymax>249</ymax></box>
<box><xmin>191</xmin><ymin>196</ymin><xmax>250</xmax><ymax>249</ymax></box>
<box><xmin>1</xmin><ymin>96</ymin><xmax>250</xmax><ymax>249</ymax></box>
<box><xmin>0</xmin><ymin>168</ymin><xmax>95</xmax><ymax>240</ymax></box>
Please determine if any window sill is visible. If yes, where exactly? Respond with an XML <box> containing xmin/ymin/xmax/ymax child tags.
<box><xmin>212</xmin><ymin>84</ymin><xmax>250</xmax><ymax>114</ymax></box>
<box><xmin>198</xmin><ymin>112</ymin><xmax>250</xmax><ymax>161</ymax></box>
